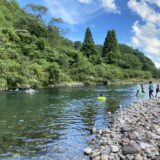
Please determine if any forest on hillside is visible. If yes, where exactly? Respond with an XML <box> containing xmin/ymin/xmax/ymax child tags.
<box><xmin>0</xmin><ymin>0</ymin><xmax>160</xmax><ymax>89</ymax></box>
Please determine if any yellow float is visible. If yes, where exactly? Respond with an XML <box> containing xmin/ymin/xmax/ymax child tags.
<box><xmin>97</xmin><ymin>96</ymin><xmax>106</xmax><ymax>102</ymax></box>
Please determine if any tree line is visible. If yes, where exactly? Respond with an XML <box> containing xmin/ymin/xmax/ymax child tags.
<box><xmin>0</xmin><ymin>0</ymin><xmax>159</xmax><ymax>89</ymax></box>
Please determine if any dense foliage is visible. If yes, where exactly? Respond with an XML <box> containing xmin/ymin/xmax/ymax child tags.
<box><xmin>0</xmin><ymin>0</ymin><xmax>159</xmax><ymax>89</ymax></box>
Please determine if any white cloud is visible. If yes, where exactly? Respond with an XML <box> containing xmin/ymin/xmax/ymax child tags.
<box><xmin>128</xmin><ymin>0</ymin><xmax>160</xmax><ymax>68</ymax></box>
<box><xmin>145</xmin><ymin>0</ymin><xmax>160</xmax><ymax>7</ymax></box>
<box><xmin>102</xmin><ymin>0</ymin><xmax>120</xmax><ymax>13</ymax></box>
<box><xmin>78</xmin><ymin>0</ymin><xmax>93</xmax><ymax>4</ymax></box>
<box><xmin>128</xmin><ymin>0</ymin><xmax>160</xmax><ymax>24</ymax></box>
<box><xmin>44</xmin><ymin>0</ymin><xmax>120</xmax><ymax>24</ymax></box>
<box><xmin>132</xmin><ymin>21</ymin><xmax>160</xmax><ymax>56</ymax></box>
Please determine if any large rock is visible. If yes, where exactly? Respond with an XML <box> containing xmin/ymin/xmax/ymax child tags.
<box><xmin>147</xmin><ymin>153</ymin><xmax>156</xmax><ymax>159</ymax></box>
<box><xmin>91</xmin><ymin>150</ymin><xmax>101</xmax><ymax>158</ymax></box>
<box><xmin>84</xmin><ymin>147</ymin><xmax>92</xmax><ymax>155</ymax></box>
<box><xmin>134</xmin><ymin>154</ymin><xmax>143</xmax><ymax>160</ymax></box>
<box><xmin>122</xmin><ymin>144</ymin><xmax>139</xmax><ymax>155</ymax></box>
<box><xmin>101</xmin><ymin>140</ymin><xmax>108</xmax><ymax>146</ymax></box>
<box><xmin>92</xmin><ymin>127</ymin><xmax>97</xmax><ymax>133</ymax></box>
<box><xmin>139</xmin><ymin>142</ymin><xmax>153</xmax><ymax>150</ymax></box>
<box><xmin>111</xmin><ymin>145</ymin><xmax>119</xmax><ymax>153</ymax></box>
<box><xmin>128</xmin><ymin>131</ymin><xmax>139</xmax><ymax>140</ymax></box>
<box><xmin>121</xmin><ymin>126</ymin><xmax>130</xmax><ymax>133</ymax></box>
<box><xmin>129</xmin><ymin>141</ymin><xmax>141</xmax><ymax>153</ymax></box>
<box><xmin>99</xmin><ymin>130</ymin><xmax>103</xmax><ymax>135</ymax></box>
<box><xmin>92</xmin><ymin>156</ymin><xmax>101</xmax><ymax>160</ymax></box>
<box><xmin>91</xmin><ymin>138</ymin><xmax>97</xmax><ymax>145</ymax></box>
<box><xmin>118</xmin><ymin>153</ymin><xmax>126</xmax><ymax>159</ymax></box>
<box><xmin>145</xmin><ymin>147</ymin><xmax>159</xmax><ymax>159</ymax></box>
<box><xmin>101</xmin><ymin>154</ymin><xmax>109</xmax><ymax>160</ymax></box>
<box><xmin>151</xmin><ymin>124</ymin><xmax>160</xmax><ymax>134</ymax></box>
<box><xmin>126</xmin><ymin>155</ymin><xmax>134</xmax><ymax>160</ymax></box>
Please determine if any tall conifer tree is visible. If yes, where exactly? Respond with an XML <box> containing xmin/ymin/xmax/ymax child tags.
<box><xmin>102</xmin><ymin>29</ymin><xmax>120</xmax><ymax>64</ymax></box>
<box><xmin>81</xmin><ymin>27</ymin><xmax>101</xmax><ymax>64</ymax></box>
<box><xmin>81</xmin><ymin>27</ymin><xmax>95</xmax><ymax>57</ymax></box>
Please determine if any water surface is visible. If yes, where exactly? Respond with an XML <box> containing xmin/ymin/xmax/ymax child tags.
<box><xmin>0</xmin><ymin>84</ymin><xmax>149</xmax><ymax>159</ymax></box>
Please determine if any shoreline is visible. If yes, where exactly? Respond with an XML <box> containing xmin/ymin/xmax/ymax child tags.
<box><xmin>1</xmin><ymin>79</ymin><xmax>159</xmax><ymax>91</ymax></box>
<box><xmin>84</xmin><ymin>99</ymin><xmax>160</xmax><ymax>160</ymax></box>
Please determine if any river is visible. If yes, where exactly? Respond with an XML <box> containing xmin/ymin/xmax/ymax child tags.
<box><xmin>0</xmin><ymin>84</ymin><xmax>150</xmax><ymax>160</ymax></box>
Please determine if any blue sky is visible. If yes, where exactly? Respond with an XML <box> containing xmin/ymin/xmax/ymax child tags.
<box><xmin>17</xmin><ymin>0</ymin><xmax>160</xmax><ymax>68</ymax></box>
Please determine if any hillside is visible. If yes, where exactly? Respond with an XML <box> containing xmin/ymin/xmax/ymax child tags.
<box><xmin>0</xmin><ymin>0</ymin><xmax>159</xmax><ymax>89</ymax></box>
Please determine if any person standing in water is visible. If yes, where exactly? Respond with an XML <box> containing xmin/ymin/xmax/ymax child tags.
<box><xmin>136</xmin><ymin>83</ymin><xmax>141</xmax><ymax>97</ymax></box>
<box><xmin>136</xmin><ymin>83</ymin><xmax>145</xmax><ymax>97</ymax></box>
<box><xmin>141</xmin><ymin>84</ymin><xmax>145</xmax><ymax>93</ymax></box>
<box><xmin>155</xmin><ymin>83</ymin><xmax>160</xmax><ymax>98</ymax></box>
<box><xmin>149</xmin><ymin>81</ymin><xmax>154</xmax><ymax>99</ymax></box>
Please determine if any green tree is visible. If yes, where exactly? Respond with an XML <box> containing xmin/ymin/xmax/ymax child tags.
<box><xmin>81</xmin><ymin>27</ymin><xmax>95</xmax><ymax>57</ymax></box>
<box><xmin>74</xmin><ymin>41</ymin><xmax>82</xmax><ymax>50</ymax></box>
<box><xmin>14</xmin><ymin>16</ymin><xmax>46</xmax><ymax>37</ymax></box>
<box><xmin>0</xmin><ymin>0</ymin><xmax>158</xmax><ymax>89</ymax></box>
<box><xmin>81</xmin><ymin>27</ymin><xmax>101</xmax><ymax>64</ymax></box>
<box><xmin>102</xmin><ymin>30</ymin><xmax>120</xmax><ymax>65</ymax></box>
<box><xmin>25</xmin><ymin>4</ymin><xmax>48</xmax><ymax>19</ymax></box>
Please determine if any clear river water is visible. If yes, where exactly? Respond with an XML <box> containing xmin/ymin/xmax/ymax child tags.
<box><xmin>0</xmin><ymin>84</ymin><xmax>150</xmax><ymax>160</ymax></box>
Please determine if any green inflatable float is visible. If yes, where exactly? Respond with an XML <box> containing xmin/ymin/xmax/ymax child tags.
<box><xmin>97</xmin><ymin>96</ymin><xmax>106</xmax><ymax>102</ymax></box>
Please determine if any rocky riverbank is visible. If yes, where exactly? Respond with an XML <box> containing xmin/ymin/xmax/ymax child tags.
<box><xmin>84</xmin><ymin>99</ymin><xmax>160</xmax><ymax>160</ymax></box>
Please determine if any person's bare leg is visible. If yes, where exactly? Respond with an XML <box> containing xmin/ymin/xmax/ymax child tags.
<box><xmin>155</xmin><ymin>92</ymin><xmax>157</xmax><ymax>98</ymax></box>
